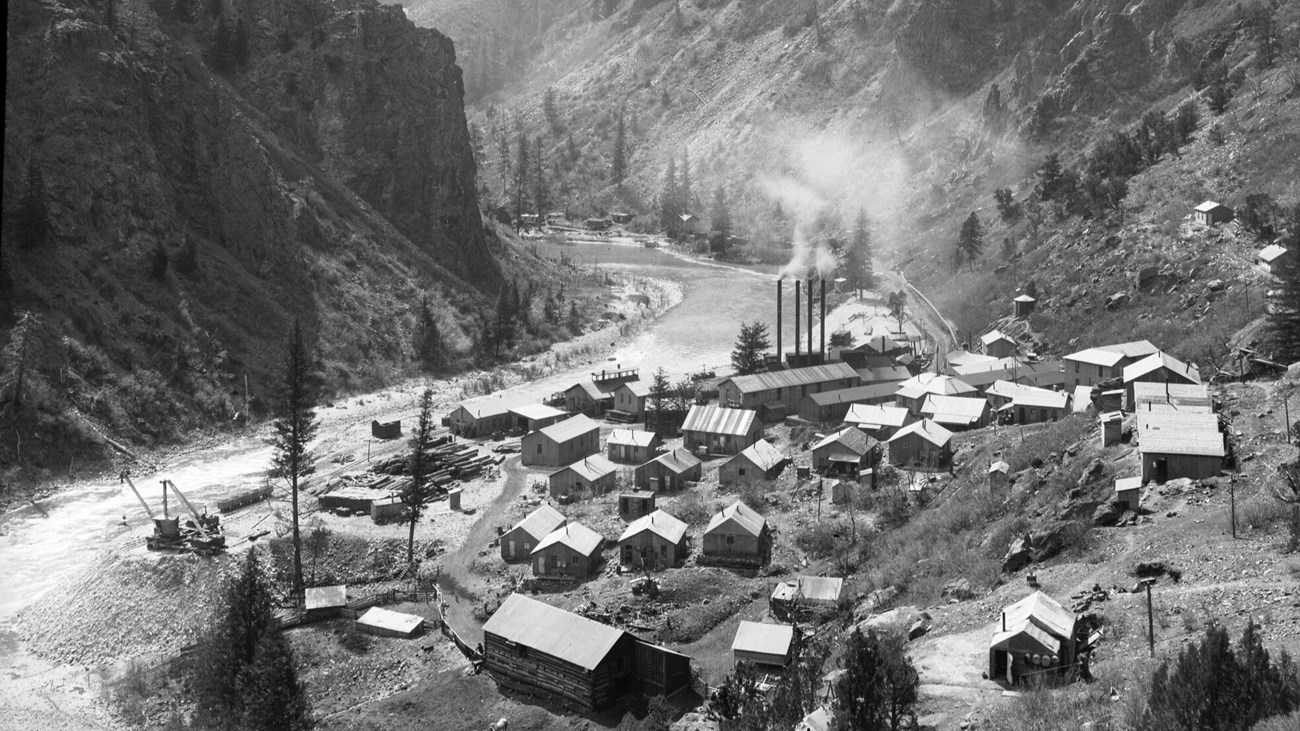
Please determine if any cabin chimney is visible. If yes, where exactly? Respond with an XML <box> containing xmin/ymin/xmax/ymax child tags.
<box><xmin>794</xmin><ymin>280</ymin><xmax>802</xmax><ymax>356</ymax></box>
<box><xmin>776</xmin><ymin>279</ymin><xmax>783</xmax><ymax>364</ymax></box>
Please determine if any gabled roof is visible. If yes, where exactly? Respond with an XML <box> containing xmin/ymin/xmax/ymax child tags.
<box><xmin>1123</xmin><ymin>352</ymin><xmax>1201</xmax><ymax>385</ymax></box>
<box><xmin>509</xmin><ymin>403</ymin><xmax>568</xmax><ymax>421</ymax></box>
<box><xmin>532</xmin><ymin>521</ymin><xmax>604</xmax><ymax>556</ymax></box>
<box><xmin>682</xmin><ymin>404</ymin><xmax>759</xmax><ymax>437</ymax></box>
<box><xmin>1259</xmin><ymin>244</ymin><xmax>1289</xmax><ymax>263</ymax></box>
<box><xmin>1131</xmin><ymin>382</ymin><xmax>1212</xmax><ymax>412</ymax></box>
<box><xmin>483</xmin><ymin>594</ymin><xmax>627</xmax><ymax>671</ymax></box>
<box><xmin>618</xmin><ymin>509</ymin><xmax>688</xmax><ymax>544</ymax></box>
<box><xmin>980</xmin><ymin>330</ymin><xmax>1014</xmax><ymax>346</ymax></box>
<box><xmin>989</xmin><ymin>460</ymin><xmax>1010</xmax><ymax>474</ymax></box>
<box><xmin>952</xmin><ymin>361</ymin><xmax>1065</xmax><ymax>389</ymax></box>
<box><xmin>554</xmin><ymin>454</ymin><xmax>619</xmax><ymax>482</ymax></box>
<box><xmin>511</xmin><ymin>505</ymin><xmax>567</xmax><ymax>540</ymax></box>
<box><xmin>305</xmin><ymin>585</ymin><xmax>347</xmax><ymax>610</ymax></box>
<box><xmin>856</xmin><ymin>365</ymin><xmax>912</xmax><ymax>384</ymax></box>
<box><xmin>729</xmin><ymin>439</ymin><xmax>786</xmax><ymax>472</ymax></box>
<box><xmin>616</xmin><ymin>380</ymin><xmax>653</xmax><ymax>398</ymax></box>
<box><xmin>806</xmin><ymin>383</ymin><xmax>899</xmax><ymax>407</ymax></box>
<box><xmin>945</xmin><ymin>350</ymin><xmax>1000</xmax><ymax>370</ymax></box>
<box><xmin>537</xmin><ymin>414</ymin><xmax>600</xmax><ymax>443</ymax></box>
<box><xmin>454</xmin><ymin>399</ymin><xmax>512</xmax><ymax>418</ymax></box>
<box><xmin>705</xmin><ymin>500</ymin><xmax>766</xmax><ymax>537</ymax></box>
<box><xmin>987</xmin><ymin>381</ymin><xmax>1068</xmax><ymax>410</ymax></box>
<box><xmin>921</xmin><ymin>395</ymin><xmax>989</xmax><ymax>425</ymax></box>
<box><xmin>565</xmin><ymin>381</ymin><xmax>606</xmax><ymax>400</ymax></box>
<box><xmin>844</xmin><ymin>404</ymin><xmax>912</xmax><ymax>429</ymax></box>
<box><xmin>733</xmin><ymin>621</ymin><xmax>794</xmax><ymax>657</ymax></box>
<box><xmin>1001</xmin><ymin>591</ymin><xmax>1076</xmax><ymax>641</ymax></box>
<box><xmin>812</xmin><ymin>427</ymin><xmax>871</xmax><ymax>456</ymax></box>
<box><xmin>1013</xmin><ymin>294</ymin><xmax>1037</xmax><ymax>303</ymax></box>
<box><xmin>1195</xmin><ymin>200</ymin><xmax>1228</xmax><ymax>212</ymax></box>
<box><xmin>990</xmin><ymin>621</ymin><xmax>1060</xmax><ymax>657</ymax></box>
<box><xmin>1066</xmin><ymin>340</ymin><xmax>1160</xmax><ymax>367</ymax></box>
<box><xmin>888</xmin><ymin>419</ymin><xmax>954</xmax><ymax>447</ymax></box>
<box><xmin>721</xmin><ymin>362</ymin><xmax>860</xmax><ymax>395</ymax></box>
<box><xmin>647</xmin><ymin>448</ymin><xmax>703</xmax><ymax>475</ymax></box>
<box><xmin>608</xmin><ymin>429</ymin><xmax>659</xmax><ymax>448</ymax></box>
<box><xmin>1136</xmin><ymin>411</ymin><xmax>1224</xmax><ymax>457</ymax></box>
<box><xmin>895</xmin><ymin>373</ymin><xmax>977</xmax><ymax>401</ymax></box>
<box><xmin>846</xmin><ymin>335</ymin><xmax>909</xmax><ymax>355</ymax></box>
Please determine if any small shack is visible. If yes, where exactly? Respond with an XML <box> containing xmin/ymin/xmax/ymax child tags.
<box><xmin>980</xmin><ymin>331</ymin><xmax>1017</xmax><ymax>359</ymax></box>
<box><xmin>1123</xmin><ymin>352</ymin><xmax>1202</xmax><ymax>411</ymax></box>
<box><xmin>634</xmin><ymin>448</ymin><xmax>703</xmax><ymax>492</ymax></box>
<box><xmin>1257</xmin><ymin>244</ymin><xmax>1291</xmax><ymax>276</ymax></box>
<box><xmin>549</xmin><ymin>455</ymin><xmax>620</xmax><ymax>501</ymax></box>
<box><xmin>501</xmin><ymin>505</ymin><xmax>567</xmax><ymax>562</ymax></box>
<box><xmin>921</xmin><ymin>394</ymin><xmax>992</xmax><ymax>430</ymax></box>
<box><xmin>988</xmin><ymin>461</ymin><xmax>1010</xmax><ymax>492</ymax></box>
<box><xmin>682</xmin><ymin>404</ymin><xmax>762</xmax><ymax>456</ymax></box>
<box><xmin>1013</xmin><ymin>295</ymin><xmax>1036</xmax><ymax>318</ymax></box>
<box><xmin>617</xmin><ymin>509</ymin><xmax>689</xmax><ymax>569</ymax></box>
<box><xmin>618</xmin><ymin>491</ymin><xmax>657</xmax><ymax>519</ymax></box>
<box><xmin>1115</xmin><ymin>476</ymin><xmax>1142</xmax><ymax>513</ymax></box>
<box><xmin>1100</xmin><ymin>411</ymin><xmax>1124</xmax><ymax>447</ymax></box>
<box><xmin>522</xmin><ymin>415</ymin><xmax>601</xmax><ymax>467</ymax></box>
<box><xmin>770</xmin><ymin>576</ymin><xmax>844</xmax><ymax>618</ymax></box>
<box><xmin>371</xmin><ymin>420</ymin><xmax>401</xmax><ymax>439</ymax></box>
<box><xmin>718</xmin><ymin>439</ymin><xmax>787</xmax><ymax>486</ymax></box>
<box><xmin>304</xmin><ymin>585</ymin><xmax>347</xmax><ymax>620</ymax></box>
<box><xmin>732</xmin><ymin>621</ymin><xmax>795</xmax><ymax>670</ymax></box>
<box><xmin>612</xmin><ymin>380</ymin><xmax>652</xmax><ymax>420</ymax></box>
<box><xmin>531</xmin><ymin>522</ymin><xmax>604</xmax><ymax>579</ymax></box>
<box><xmin>988</xmin><ymin>591</ymin><xmax>1077</xmax><ymax>685</ymax></box>
<box><xmin>607</xmin><ymin>429</ymin><xmax>662</xmax><ymax>464</ymax></box>
<box><xmin>1136</xmin><ymin>411</ymin><xmax>1224</xmax><ymax>483</ymax></box>
<box><xmin>811</xmin><ymin>427</ymin><xmax>874</xmax><ymax>475</ymax></box>
<box><xmin>356</xmin><ymin>606</ymin><xmax>425</xmax><ymax>639</ymax></box>
<box><xmin>1193</xmin><ymin>200</ymin><xmax>1233</xmax><ymax>226</ymax></box>
<box><xmin>703</xmin><ymin>501</ymin><xmax>770</xmax><ymax>564</ymax></box>
<box><xmin>887</xmin><ymin>420</ymin><xmax>954</xmax><ymax>468</ymax></box>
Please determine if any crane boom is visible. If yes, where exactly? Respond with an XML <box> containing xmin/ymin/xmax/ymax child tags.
<box><xmin>160</xmin><ymin>480</ymin><xmax>211</xmax><ymax>535</ymax></box>
<box><xmin>119</xmin><ymin>471</ymin><xmax>156</xmax><ymax>520</ymax></box>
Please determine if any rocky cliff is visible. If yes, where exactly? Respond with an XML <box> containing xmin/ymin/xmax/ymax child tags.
<box><xmin>0</xmin><ymin>0</ymin><xmax>497</xmax><ymax>473</ymax></box>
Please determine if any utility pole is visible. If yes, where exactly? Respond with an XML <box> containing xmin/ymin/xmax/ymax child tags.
<box><xmin>1230</xmin><ymin>476</ymin><xmax>1237</xmax><ymax>539</ymax></box>
<box><xmin>1286</xmin><ymin>396</ymin><xmax>1292</xmax><ymax>444</ymax></box>
<box><xmin>1146</xmin><ymin>580</ymin><xmax>1155</xmax><ymax>658</ymax></box>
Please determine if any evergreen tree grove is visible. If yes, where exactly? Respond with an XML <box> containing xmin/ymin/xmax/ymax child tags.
<box><xmin>831</xmin><ymin>628</ymin><xmax>919</xmax><ymax>731</ymax></box>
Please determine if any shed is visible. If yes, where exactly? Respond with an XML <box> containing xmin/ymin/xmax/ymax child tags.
<box><xmin>682</xmin><ymin>404</ymin><xmax>762</xmax><ymax>456</ymax></box>
<box><xmin>304</xmin><ymin>585</ymin><xmax>347</xmax><ymax>619</ymax></box>
<box><xmin>612</xmin><ymin>380</ymin><xmax>652</xmax><ymax>419</ymax></box>
<box><xmin>611</xmin><ymin>212</ymin><xmax>635</xmax><ymax>225</ymax></box>
<box><xmin>522</xmin><ymin>415</ymin><xmax>601</xmax><ymax>467</ymax></box>
<box><xmin>356</xmin><ymin>606</ymin><xmax>425</xmax><ymax>639</ymax></box>
<box><xmin>531</xmin><ymin>522</ymin><xmax>604</xmax><ymax>578</ymax></box>
<box><xmin>509</xmin><ymin>403</ymin><xmax>569</xmax><ymax>433</ymax></box>
<box><xmin>703</xmin><ymin>501</ymin><xmax>770</xmax><ymax>563</ymax></box>
<box><xmin>1193</xmin><ymin>200</ymin><xmax>1233</xmax><ymax>225</ymax></box>
<box><xmin>634</xmin><ymin>448</ymin><xmax>703</xmax><ymax>491</ymax></box>
<box><xmin>887</xmin><ymin>420</ymin><xmax>954</xmax><ymax>468</ymax></box>
<box><xmin>1123</xmin><ymin>352</ymin><xmax>1201</xmax><ymax>410</ymax></box>
<box><xmin>988</xmin><ymin>591</ymin><xmax>1077</xmax><ymax>684</ymax></box>
<box><xmin>718</xmin><ymin>439</ymin><xmax>787</xmax><ymax>486</ymax></box>
<box><xmin>988</xmin><ymin>461</ymin><xmax>1010</xmax><ymax>492</ymax></box>
<box><xmin>448</xmin><ymin>400</ymin><xmax>513</xmax><ymax>438</ymax></box>
<box><xmin>811</xmin><ymin>427</ymin><xmax>874</xmax><ymax>474</ymax></box>
<box><xmin>770</xmin><ymin>576</ymin><xmax>844</xmax><ymax>617</ymax></box>
<box><xmin>548</xmin><ymin>454</ymin><xmax>620</xmax><ymax>501</ymax></box>
<box><xmin>980</xmin><ymin>330</ymin><xmax>1017</xmax><ymax>359</ymax></box>
<box><xmin>1257</xmin><ymin>244</ymin><xmax>1291</xmax><ymax>275</ymax></box>
<box><xmin>843</xmin><ymin>404</ymin><xmax>915</xmax><ymax>440</ymax></box>
<box><xmin>1100</xmin><ymin>411</ymin><xmax>1124</xmax><ymax>447</ymax></box>
<box><xmin>501</xmin><ymin>505</ymin><xmax>567</xmax><ymax>562</ymax></box>
<box><xmin>370</xmin><ymin>420</ymin><xmax>401</xmax><ymax>439</ymax></box>
<box><xmin>1115</xmin><ymin>476</ymin><xmax>1142</xmax><ymax>513</ymax></box>
<box><xmin>1013</xmin><ymin>294</ymin><xmax>1036</xmax><ymax>317</ymax></box>
<box><xmin>1136</xmin><ymin>411</ymin><xmax>1224</xmax><ymax>483</ymax></box>
<box><xmin>617</xmin><ymin>509</ymin><xmax>689</xmax><ymax>569</ymax></box>
<box><xmin>618</xmin><ymin>491</ymin><xmax>657</xmax><ymax>519</ymax></box>
<box><xmin>607</xmin><ymin>429</ymin><xmax>662</xmax><ymax>464</ymax></box>
<box><xmin>732</xmin><ymin>621</ymin><xmax>795</xmax><ymax>669</ymax></box>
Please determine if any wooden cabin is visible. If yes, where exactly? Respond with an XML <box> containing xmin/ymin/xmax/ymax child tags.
<box><xmin>564</xmin><ymin>381</ymin><xmax>611</xmax><ymax>416</ymax></box>
<box><xmin>1100</xmin><ymin>411</ymin><xmax>1124</xmax><ymax>447</ymax></box>
<box><xmin>980</xmin><ymin>330</ymin><xmax>1017</xmax><ymax>359</ymax></box>
<box><xmin>447</xmin><ymin>400</ymin><xmax>512</xmax><ymax>438</ymax></box>
<box><xmin>305</xmin><ymin>585</ymin><xmax>347</xmax><ymax>620</ymax></box>
<box><xmin>797</xmin><ymin>383</ymin><xmax>900</xmax><ymax>424</ymax></box>
<box><xmin>1193</xmin><ymin>200</ymin><xmax>1233</xmax><ymax>226</ymax></box>
<box><xmin>988</xmin><ymin>461</ymin><xmax>1010</xmax><ymax>493</ymax></box>
<box><xmin>483</xmin><ymin>594</ymin><xmax>691</xmax><ymax>710</ymax></box>
<box><xmin>617</xmin><ymin>491</ymin><xmax>656</xmax><ymax>519</ymax></box>
<box><xmin>718</xmin><ymin>439</ymin><xmax>787</xmax><ymax>486</ymax></box>
<box><xmin>702</xmin><ymin>501</ymin><xmax>770</xmax><ymax>564</ymax></box>
<box><xmin>887</xmin><ymin>419</ymin><xmax>954</xmax><ymax>468</ymax></box>
<box><xmin>811</xmin><ymin>427</ymin><xmax>874</xmax><ymax>475</ymax></box>
<box><xmin>732</xmin><ymin>621</ymin><xmax>795</xmax><ymax>670</ymax></box>
<box><xmin>612</xmin><ymin>380</ymin><xmax>652</xmax><ymax>420</ymax></box>
<box><xmin>522</xmin><ymin>415</ymin><xmax>601</xmax><ymax>467</ymax></box>
<box><xmin>894</xmin><ymin>373</ymin><xmax>978</xmax><ymax>416</ymax></box>
<box><xmin>531</xmin><ymin>522</ymin><xmax>604</xmax><ymax>578</ymax></box>
<box><xmin>1136</xmin><ymin>411</ymin><xmax>1224</xmax><ymax>483</ymax></box>
<box><xmin>921</xmin><ymin>394</ymin><xmax>992</xmax><ymax>431</ymax></box>
<box><xmin>681</xmin><ymin>404</ymin><xmax>762</xmax><ymax>456</ymax></box>
<box><xmin>607</xmin><ymin>429</ymin><xmax>662</xmax><ymax>463</ymax></box>
<box><xmin>843</xmin><ymin>404</ymin><xmax>915</xmax><ymax>441</ymax></box>
<box><xmin>500</xmin><ymin>505</ymin><xmax>567</xmax><ymax>562</ymax></box>
<box><xmin>548</xmin><ymin>455</ymin><xmax>620</xmax><ymax>501</ymax></box>
<box><xmin>1123</xmin><ymin>352</ymin><xmax>1201</xmax><ymax>411</ymax></box>
<box><xmin>717</xmin><ymin>363</ymin><xmax>860</xmax><ymax>414</ymax></box>
<box><xmin>1257</xmin><ymin>244</ymin><xmax>1291</xmax><ymax>276</ymax></box>
<box><xmin>1061</xmin><ymin>340</ymin><xmax>1159</xmax><ymax>392</ymax></box>
<box><xmin>985</xmin><ymin>382</ymin><xmax>1069</xmax><ymax>425</ymax></box>
<box><xmin>988</xmin><ymin>592</ymin><xmax>1077</xmax><ymax>685</ymax></box>
<box><xmin>634</xmin><ymin>448</ymin><xmax>703</xmax><ymax>492</ymax></box>
<box><xmin>1115</xmin><ymin>476</ymin><xmax>1142</xmax><ymax>512</ymax></box>
<box><xmin>617</xmin><ymin>509</ymin><xmax>688</xmax><ymax>569</ymax></box>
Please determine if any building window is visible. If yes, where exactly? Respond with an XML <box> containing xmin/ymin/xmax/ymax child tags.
<box><xmin>549</xmin><ymin>555</ymin><xmax>558</xmax><ymax>569</ymax></box>
<box><xmin>739</xmin><ymin>468</ymin><xmax>746</xmax><ymax>476</ymax></box>
<box><xmin>1097</xmin><ymin>365</ymin><xmax>1103</xmax><ymax>377</ymax></box>
<box><xmin>726</xmin><ymin>535</ymin><xmax>735</xmax><ymax>544</ymax></box>
<box><xmin>1074</xmin><ymin>362</ymin><xmax>1080</xmax><ymax>374</ymax></box>
<box><xmin>536</xmin><ymin>444</ymin><xmax>542</xmax><ymax>455</ymax></box>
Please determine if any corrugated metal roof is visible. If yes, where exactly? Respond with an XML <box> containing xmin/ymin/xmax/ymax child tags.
<box><xmin>722</xmin><ymin>362</ymin><xmax>859</xmax><ymax>395</ymax></box>
<box><xmin>483</xmin><ymin>594</ymin><xmax>627</xmax><ymax>671</ymax></box>
<box><xmin>1064</xmin><ymin>347</ymin><xmax>1126</xmax><ymax>368</ymax></box>
<box><xmin>509</xmin><ymin>403</ymin><xmax>568</xmax><ymax>421</ymax></box>
<box><xmin>794</xmin><ymin>576</ymin><xmax>843</xmax><ymax>604</ymax></box>
<box><xmin>1123</xmin><ymin>352</ymin><xmax>1201</xmax><ymax>384</ymax></box>
<box><xmin>807</xmin><ymin>383</ymin><xmax>899</xmax><ymax>407</ymax></box>
<box><xmin>566</xmin><ymin>381</ymin><xmax>606</xmax><ymax>400</ymax></box>
<box><xmin>844</xmin><ymin>404</ymin><xmax>912</xmax><ymax>429</ymax></box>
<box><xmin>812</xmin><ymin>427</ymin><xmax>870</xmax><ymax>456</ymax></box>
<box><xmin>651</xmin><ymin>448</ymin><xmax>703</xmax><ymax>475</ymax></box>
<box><xmin>1136</xmin><ymin>411</ymin><xmax>1224</xmax><ymax>457</ymax></box>
<box><xmin>1115</xmin><ymin>476</ymin><xmax>1142</xmax><ymax>492</ymax></box>
<box><xmin>896</xmin><ymin>373</ymin><xmax>977</xmax><ymax>401</ymax></box>
<box><xmin>618</xmin><ymin>509</ymin><xmax>688</xmax><ymax>544</ymax></box>
<box><xmin>682</xmin><ymin>404</ymin><xmax>758</xmax><ymax>437</ymax></box>
<box><xmin>705</xmin><ymin>500</ymin><xmax>766</xmax><ymax>537</ymax></box>
<box><xmin>1001</xmin><ymin>591</ymin><xmax>1076</xmax><ymax>641</ymax></box>
<box><xmin>455</xmin><ymin>399</ymin><xmax>512</xmax><ymax>418</ymax></box>
<box><xmin>357</xmin><ymin>606</ymin><xmax>424</xmax><ymax>635</ymax></box>
<box><xmin>732</xmin><ymin>621</ymin><xmax>794</xmax><ymax>657</ymax></box>
<box><xmin>533</xmin><ymin>521</ymin><xmax>604</xmax><ymax>556</ymax></box>
<box><xmin>305</xmin><ymin>585</ymin><xmax>347</xmax><ymax>610</ymax></box>
<box><xmin>888</xmin><ymin>419</ymin><xmax>954</xmax><ymax>447</ymax></box>
<box><xmin>555</xmin><ymin>454</ymin><xmax>619</xmax><ymax>482</ymax></box>
<box><xmin>980</xmin><ymin>330</ymin><xmax>1013</xmax><ymax>346</ymax></box>
<box><xmin>921</xmin><ymin>395</ymin><xmax>989</xmax><ymax>424</ymax></box>
<box><xmin>1195</xmin><ymin>200</ymin><xmax>1226</xmax><ymax>212</ymax></box>
<box><xmin>513</xmin><ymin>505</ymin><xmax>567</xmax><ymax>540</ymax></box>
<box><xmin>539</xmin><ymin>414</ymin><xmax>600</xmax><ymax>443</ymax></box>
<box><xmin>1101</xmin><ymin>340</ymin><xmax>1160</xmax><ymax>359</ymax></box>
<box><xmin>1131</xmin><ymin>382</ymin><xmax>1211</xmax><ymax>411</ymax></box>
<box><xmin>731</xmin><ymin>439</ymin><xmax>786</xmax><ymax>472</ymax></box>
<box><xmin>608</xmin><ymin>429</ymin><xmax>659</xmax><ymax>448</ymax></box>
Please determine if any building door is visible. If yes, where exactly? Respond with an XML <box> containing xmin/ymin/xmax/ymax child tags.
<box><xmin>1155</xmin><ymin>458</ymin><xmax>1168</xmax><ymax>483</ymax></box>
<box><xmin>508</xmin><ymin>540</ymin><xmax>515</xmax><ymax>559</ymax></box>
<box><xmin>1005</xmin><ymin>653</ymin><xmax>1014</xmax><ymax>684</ymax></box>
<box><xmin>536</xmin><ymin>556</ymin><xmax>544</xmax><ymax>574</ymax></box>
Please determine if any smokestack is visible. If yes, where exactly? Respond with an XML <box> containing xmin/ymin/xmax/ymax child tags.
<box><xmin>776</xmin><ymin>279</ymin><xmax>783</xmax><ymax>364</ymax></box>
<box><xmin>794</xmin><ymin>280</ymin><xmax>802</xmax><ymax>356</ymax></box>
<box><xmin>807</xmin><ymin>275</ymin><xmax>814</xmax><ymax>356</ymax></box>
<box><xmin>820</xmin><ymin>278</ymin><xmax>827</xmax><ymax>356</ymax></box>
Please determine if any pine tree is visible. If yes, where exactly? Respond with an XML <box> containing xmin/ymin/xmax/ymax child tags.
<box><xmin>533</xmin><ymin>136</ymin><xmax>548</xmax><ymax>216</ymax></box>
<box><xmin>612</xmin><ymin>109</ymin><xmax>627</xmax><ymax>187</ymax></box>
<box><xmin>1271</xmin><ymin>204</ymin><xmax>1300</xmax><ymax>362</ymax></box>
<box><xmin>514</xmin><ymin>133</ymin><xmax>529</xmax><ymax>232</ymax></box>
<box><xmin>648</xmin><ymin>368</ymin><xmax>672</xmax><ymax>433</ymax></box>
<box><xmin>0</xmin><ymin>311</ymin><xmax>42</xmax><ymax>415</ymax></box>
<box><xmin>567</xmin><ymin>302</ymin><xmax>582</xmax><ymax>335</ymax></box>
<box><xmin>403</xmin><ymin>388</ymin><xmax>437</xmax><ymax>570</ymax></box>
<box><xmin>731</xmin><ymin>322</ymin><xmax>771</xmax><ymax>376</ymax></box>
<box><xmin>1035</xmin><ymin>153</ymin><xmax>1065</xmax><ymax>202</ymax></box>
<box><xmin>660</xmin><ymin>157</ymin><xmax>681</xmax><ymax>236</ymax></box>
<box><xmin>680</xmin><ymin>149</ymin><xmax>692</xmax><ymax>212</ymax></box>
<box><xmin>845</xmin><ymin>208</ymin><xmax>875</xmax><ymax>291</ymax></box>
<box><xmin>956</xmin><ymin>211</ymin><xmax>984</xmax><ymax>272</ymax></box>
<box><xmin>710</xmin><ymin>185</ymin><xmax>732</xmax><ymax>253</ymax></box>
<box><xmin>543</xmin><ymin>87</ymin><xmax>559</xmax><ymax>130</ymax></box>
<box><xmin>831</xmin><ymin>629</ymin><xmax>919</xmax><ymax>731</ymax></box>
<box><xmin>415</xmin><ymin>295</ymin><xmax>443</xmax><ymax>371</ymax></box>
<box><xmin>16</xmin><ymin>160</ymin><xmax>50</xmax><ymax>250</ymax></box>
<box><xmin>270</xmin><ymin>322</ymin><xmax>319</xmax><ymax>603</ymax></box>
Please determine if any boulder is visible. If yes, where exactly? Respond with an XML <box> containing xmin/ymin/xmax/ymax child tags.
<box><xmin>1092</xmin><ymin>500</ymin><xmax>1124</xmax><ymax>526</ymax></box>
<box><xmin>942</xmin><ymin>578</ymin><xmax>977</xmax><ymax>601</ymax></box>
<box><xmin>854</xmin><ymin>586</ymin><xmax>900</xmax><ymax>620</ymax></box>
<box><xmin>858</xmin><ymin>606</ymin><xmax>930</xmax><ymax>638</ymax></box>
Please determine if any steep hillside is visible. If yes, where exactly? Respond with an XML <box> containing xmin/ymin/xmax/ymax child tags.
<box><xmin>0</xmin><ymin>0</ymin><xmax>509</xmax><ymax>481</ymax></box>
<box><xmin>398</xmin><ymin>0</ymin><xmax>1300</xmax><ymax>361</ymax></box>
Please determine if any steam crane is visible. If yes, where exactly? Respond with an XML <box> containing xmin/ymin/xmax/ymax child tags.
<box><xmin>118</xmin><ymin>472</ymin><xmax>227</xmax><ymax>555</ymax></box>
